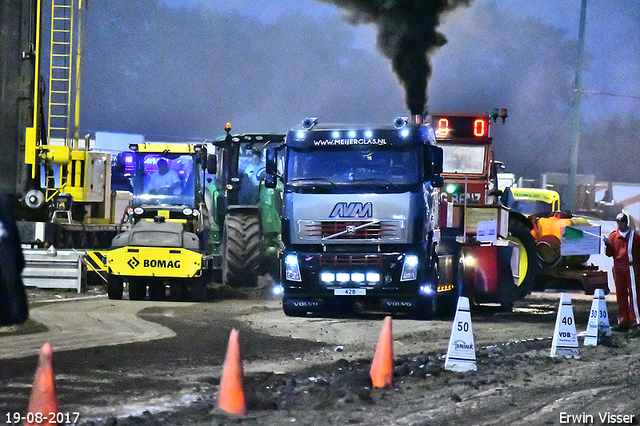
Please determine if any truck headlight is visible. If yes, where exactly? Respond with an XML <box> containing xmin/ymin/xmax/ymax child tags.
<box><xmin>285</xmin><ymin>253</ymin><xmax>302</xmax><ymax>282</ymax></box>
<box><xmin>401</xmin><ymin>255</ymin><xmax>419</xmax><ymax>281</ymax></box>
<box><xmin>366</xmin><ymin>272</ymin><xmax>381</xmax><ymax>283</ymax></box>
<box><xmin>336</xmin><ymin>272</ymin><xmax>350</xmax><ymax>283</ymax></box>
<box><xmin>320</xmin><ymin>272</ymin><xmax>335</xmax><ymax>283</ymax></box>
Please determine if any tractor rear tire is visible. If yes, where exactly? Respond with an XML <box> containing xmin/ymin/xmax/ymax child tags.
<box><xmin>221</xmin><ymin>212</ymin><xmax>261</xmax><ymax>288</ymax></box>
<box><xmin>507</xmin><ymin>219</ymin><xmax>540</xmax><ymax>300</ymax></box>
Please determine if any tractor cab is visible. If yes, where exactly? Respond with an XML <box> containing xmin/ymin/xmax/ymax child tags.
<box><xmin>122</xmin><ymin>143</ymin><xmax>214</xmax><ymax>236</ymax></box>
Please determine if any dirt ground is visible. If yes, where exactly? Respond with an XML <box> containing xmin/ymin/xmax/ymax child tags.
<box><xmin>5</xmin><ymin>283</ymin><xmax>640</xmax><ymax>426</ymax></box>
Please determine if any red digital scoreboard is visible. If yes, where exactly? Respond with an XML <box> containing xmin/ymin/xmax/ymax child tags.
<box><xmin>431</xmin><ymin>114</ymin><xmax>489</xmax><ymax>139</ymax></box>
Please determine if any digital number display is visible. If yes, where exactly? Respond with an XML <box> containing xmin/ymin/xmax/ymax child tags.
<box><xmin>431</xmin><ymin>114</ymin><xmax>489</xmax><ymax>139</ymax></box>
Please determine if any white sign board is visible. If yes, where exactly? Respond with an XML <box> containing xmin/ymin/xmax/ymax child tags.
<box><xmin>561</xmin><ymin>225</ymin><xmax>601</xmax><ymax>256</ymax></box>
<box><xmin>476</xmin><ymin>220</ymin><xmax>498</xmax><ymax>243</ymax></box>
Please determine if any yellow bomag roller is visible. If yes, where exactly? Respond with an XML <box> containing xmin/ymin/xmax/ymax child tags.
<box><xmin>105</xmin><ymin>142</ymin><xmax>217</xmax><ymax>301</ymax></box>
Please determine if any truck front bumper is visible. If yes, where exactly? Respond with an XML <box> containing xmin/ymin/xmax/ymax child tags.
<box><xmin>280</xmin><ymin>250</ymin><xmax>442</xmax><ymax>314</ymax></box>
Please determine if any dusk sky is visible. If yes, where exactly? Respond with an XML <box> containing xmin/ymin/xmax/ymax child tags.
<box><xmin>74</xmin><ymin>0</ymin><xmax>640</xmax><ymax>182</ymax></box>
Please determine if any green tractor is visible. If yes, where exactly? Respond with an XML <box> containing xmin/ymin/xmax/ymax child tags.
<box><xmin>208</xmin><ymin>124</ymin><xmax>285</xmax><ymax>288</ymax></box>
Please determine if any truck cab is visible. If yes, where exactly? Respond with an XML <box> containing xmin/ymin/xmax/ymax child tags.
<box><xmin>266</xmin><ymin>117</ymin><xmax>449</xmax><ymax>317</ymax></box>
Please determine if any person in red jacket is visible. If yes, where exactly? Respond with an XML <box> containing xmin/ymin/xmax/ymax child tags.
<box><xmin>605</xmin><ymin>212</ymin><xmax>640</xmax><ymax>331</ymax></box>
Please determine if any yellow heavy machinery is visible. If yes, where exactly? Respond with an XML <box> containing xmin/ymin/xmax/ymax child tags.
<box><xmin>104</xmin><ymin>142</ymin><xmax>217</xmax><ymax>301</ymax></box>
<box><xmin>502</xmin><ymin>187</ymin><xmax>609</xmax><ymax>294</ymax></box>
<box><xmin>1</xmin><ymin>0</ymin><xmax>121</xmax><ymax>249</ymax></box>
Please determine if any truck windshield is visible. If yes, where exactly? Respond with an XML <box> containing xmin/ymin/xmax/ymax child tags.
<box><xmin>286</xmin><ymin>146</ymin><xmax>421</xmax><ymax>191</ymax></box>
<box><xmin>131</xmin><ymin>154</ymin><xmax>196</xmax><ymax>207</ymax></box>
<box><xmin>441</xmin><ymin>145</ymin><xmax>486</xmax><ymax>174</ymax></box>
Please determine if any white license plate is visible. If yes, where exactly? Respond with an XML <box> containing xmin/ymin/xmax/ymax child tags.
<box><xmin>334</xmin><ymin>288</ymin><xmax>366</xmax><ymax>296</ymax></box>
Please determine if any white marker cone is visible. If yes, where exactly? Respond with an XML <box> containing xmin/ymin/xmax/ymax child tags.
<box><xmin>445</xmin><ymin>296</ymin><xmax>477</xmax><ymax>372</ymax></box>
<box><xmin>583</xmin><ymin>289</ymin><xmax>611</xmax><ymax>346</ymax></box>
<box><xmin>550</xmin><ymin>293</ymin><xmax>580</xmax><ymax>358</ymax></box>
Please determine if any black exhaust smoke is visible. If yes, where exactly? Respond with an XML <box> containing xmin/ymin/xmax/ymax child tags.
<box><xmin>319</xmin><ymin>0</ymin><xmax>472</xmax><ymax>115</ymax></box>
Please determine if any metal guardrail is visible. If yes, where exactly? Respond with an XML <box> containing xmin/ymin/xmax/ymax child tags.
<box><xmin>22</xmin><ymin>248</ymin><xmax>85</xmax><ymax>293</ymax></box>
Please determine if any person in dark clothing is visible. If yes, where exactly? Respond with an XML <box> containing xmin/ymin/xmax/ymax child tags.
<box><xmin>0</xmin><ymin>194</ymin><xmax>29</xmax><ymax>325</ymax></box>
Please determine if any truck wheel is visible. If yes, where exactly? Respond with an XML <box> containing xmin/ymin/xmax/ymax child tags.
<box><xmin>128</xmin><ymin>279</ymin><xmax>146</xmax><ymax>300</ymax></box>
<box><xmin>221</xmin><ymin>212</ymin><xmax>261</xmax><ymax>287</ymax></box>
<box><xmin>507</xmin><ymin>219</ymin><xmax>540</xmax><ymax>300</ymax></box>
<box><xmin>415</xmin><ymin>296</ymin><xmax>437</xmax><ymax>320</ymax></box>
<box><xmin>107</xmin><ymin>275</ymin><xmax>123</xmax><ymax>300</ymax></box>
<box><xmin>435</xmin><ymin>255</ymin><xmax>462</xmax><ymax>318</ymax></box>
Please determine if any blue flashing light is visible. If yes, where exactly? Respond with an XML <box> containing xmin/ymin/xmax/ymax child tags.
<box><xmin>332</xmin><ymin>131</ymin><xmax>340</xmax><ymax>139</ymax></box>
<box><xmin>364</xmin><ymin>130</ymin><xmax>373</xmax><ymax>138</ymax></box>
<box><xmin>144</xmin><ymin>156</ymin><xmax>159</xmax><ymax>166</ymax></box>
<box><xmin>400</xmin><ymin>129</ymin><xmax>410</xmax><ymax>138</ymax></box>
<box><xmin>348</xmin><ymin>130</ymin><xmax>356</xmax><ymax>138</ymax></box>
<box><xmin>296</xmin><ymin>131</ymin><xmax>305</xmax><ymax>139</ymax></box>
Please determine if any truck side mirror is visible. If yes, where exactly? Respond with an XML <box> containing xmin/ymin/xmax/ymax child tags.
<box><xmin>424</xmin><ymin>145</ymin><xmax>443</xmax><ymax>176</ymax></box>
<box><xmin>206</xmin><ymin>154</ymin><xmax>217</xmax><ymax>174</ymax></box>
<box><xmin>265</xmin><ymin>148</ymin><xmax>277</xmax><ymax>176</ymax></box>
<box><xmin>431</xmin><ymin>176</ymin><xmax>444</xmax><ymax>188</ymax></box>
<box><xmin>432</xmin><ymin>146</ymin><xmax>443</xmax><ymax>175</ymax></box>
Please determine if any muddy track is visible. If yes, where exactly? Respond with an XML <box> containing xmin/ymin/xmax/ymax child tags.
<box><xmin>1</xmin><ymin>288</ymin><xmax>638</xmax><ymax>425</ymax></box>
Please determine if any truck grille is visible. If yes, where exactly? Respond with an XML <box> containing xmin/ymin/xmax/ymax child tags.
<box><xmin>319</xmin><ymin>254</ymin><xmax>384</xmax><ymax>267</ymax></box>
<box><xmin>298</xmin><ymin>219</ymin><xmax>404</xmax><ymax>241</ymax></box>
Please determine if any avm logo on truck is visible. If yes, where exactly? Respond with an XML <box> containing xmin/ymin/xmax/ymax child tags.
<box><xmin>329</xmin><ymin>202</ymin><xmax>373</xmax><ymax>218</ymax></box>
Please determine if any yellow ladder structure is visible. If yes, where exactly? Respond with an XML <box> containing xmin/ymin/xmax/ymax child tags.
<box><xmin>47</xmin><ymin>0</ymin><xmax>75</xmax><ymax>144</ymax></box>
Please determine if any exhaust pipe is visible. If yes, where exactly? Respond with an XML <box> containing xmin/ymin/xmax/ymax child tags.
<box><xmin>409</xmin><ymin>113</ymin><xmax>425</xmax><ymax>125</ymax></box>
<box><xmin>394</xmin><ymin>110</ymin><xmax>427</xmax><ymax>128</ymax></box>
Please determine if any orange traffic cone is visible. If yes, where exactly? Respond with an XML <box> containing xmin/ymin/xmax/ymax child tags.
<box><xmin>370</xmin><ymin>316</ymin><xmax>394</xmax><ymax>388</ymax></box>
<box><xmin>24</xmin><ymin>343</ymin><xmax>59</xmax><ymax>426</ymax></box>
<box><xmin>217</xmin><ymin>329</ymin><xmax>246</xmax><ymax>416</ymax></box>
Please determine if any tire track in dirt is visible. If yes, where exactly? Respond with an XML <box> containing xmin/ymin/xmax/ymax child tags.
<box><xmin>0</xmin><ymin>297</ymin><xmax>179</xmax><ymax>359</ymax></box>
